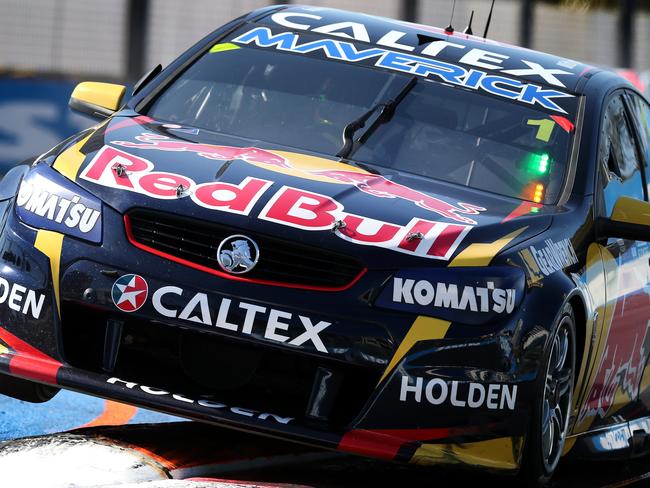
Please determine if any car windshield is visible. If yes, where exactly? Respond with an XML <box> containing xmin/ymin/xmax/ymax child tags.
<box><xmin>147</xmin><ymin>43</ymin><xmax>579</xmax><ymax>204</ymax></box>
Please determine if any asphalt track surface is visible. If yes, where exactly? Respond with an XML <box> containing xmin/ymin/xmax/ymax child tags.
<box><xmin>2</xmin><ymin>391</ymin><xmax>650</xmax><ymax>487</ymax></box>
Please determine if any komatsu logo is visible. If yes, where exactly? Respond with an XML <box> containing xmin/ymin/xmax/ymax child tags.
<box><xmin>392</xmin><ymin>278</ymin><xmax>516</xmax><ymax>314</ymax></box>
<box><xmin>17</xmin><ymin>186</ymin><xmax>100</xmax><ymax>234</ymax></box>
<box><xmin>16</xmin><ymin>165</ymin><xmax>102</xmax><ymax>243</ymax></box>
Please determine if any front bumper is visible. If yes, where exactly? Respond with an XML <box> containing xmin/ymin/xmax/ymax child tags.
<box><xmin>0</xmin><ymin>200</ymin><xmax>535</xmax><ymax>471</ymax></box>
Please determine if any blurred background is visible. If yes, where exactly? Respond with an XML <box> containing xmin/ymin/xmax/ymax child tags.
<box><xmin>0</xmin><ymin>0</ymin><xmax>648</xmax><ymax>171</ymax></box>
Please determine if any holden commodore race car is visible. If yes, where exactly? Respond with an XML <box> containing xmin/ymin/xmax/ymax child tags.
<box><xmin>1</xmin><ymin>5</ymin><xmax>650</xmax><ymax>486</ymax></box>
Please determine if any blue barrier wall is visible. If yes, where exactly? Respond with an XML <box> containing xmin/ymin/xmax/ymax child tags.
<box><xmin>0</xmin><ymin>77</ymin><xmax>96</xmax><ymax>173</ymax></box>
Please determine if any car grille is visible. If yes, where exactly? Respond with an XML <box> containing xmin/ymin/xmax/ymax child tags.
<box><xmin>125</xmin><ymin>209</ymin><xmax>365</xmax><ymax>290</ymax></box>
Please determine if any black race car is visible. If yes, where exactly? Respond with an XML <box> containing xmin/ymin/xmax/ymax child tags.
<box><xmin>1</xmin><ymin>5</ymin><xmax>650</xmax><ymax>486</ymax></box>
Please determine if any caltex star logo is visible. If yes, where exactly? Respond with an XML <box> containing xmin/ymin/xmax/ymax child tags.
<box><xmin>111</xmin><ymin>274</ymin><xmax>148</xmax><ymax>312</ymax></box>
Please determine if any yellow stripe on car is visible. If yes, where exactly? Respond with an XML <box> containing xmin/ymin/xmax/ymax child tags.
<box><xmin>34</xmin><ymin>230</ymin><xmax>65</xmax><ymax>317</ymax></box>
<box><xmin>572</xmin><ymin>245</ymin><xmax>618</xmax><ymax>434</ymax></box>
<box><xmin>378</xmin><ymin>316</ymin><xmax>450</xmax><ymax>385</ymax></box>
<box><xmin>52</xmin><ymin>134</ymin><xmax>92</xmax><ymax>181</ymax></box>
<box><xmin>410</xmin><ymin>436</ymin><xmax>523</xmax><ymax>470</ymax></box>
<box><xmin>448</xmin><ymin>227</ymin><xmax>527</xmax><ymax>268</ymax></box>
<box><xmin>209</xmin><ymin>42</ymin><xmax>241</xmax><ymax>53</ymax></box>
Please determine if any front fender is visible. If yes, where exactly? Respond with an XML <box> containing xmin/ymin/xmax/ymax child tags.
<box><xmin>0</xmin><ymin>165</ymin><xmax>29</xmax><ymax>201</ymax></box>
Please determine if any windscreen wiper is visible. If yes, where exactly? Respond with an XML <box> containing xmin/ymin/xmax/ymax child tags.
<box><xmin>336</xmin><ymin>76</ymin><xmax>417</xmax><ymax>159</ymax></box>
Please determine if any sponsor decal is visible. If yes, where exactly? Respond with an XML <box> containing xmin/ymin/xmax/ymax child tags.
<box><xmin>152</xmin><ymin>286</ymin><xmax>331</xmax><ymax>353</ymax></box>
<box><xmin>0</xmin><ymin>277</ymin><xmax>46</xmax><ymax>319</ymax></box>
<box><xmin>233</xmin><ymin>27</ymin><xmax>573</xmax><ymax>113</ymax></box>
<box><xmin>258</xmin><ymin>186</ymin><xmax>471</xmax><ymax>259</ymax></box>
<box><xmin>269</xmin><ymin>12</ymin><xmax>574</xmax><ymax>89</ymax></box>
<box><xmin>519</xmin><ymin>238</ymin><xmax>578</xmax><ymax>284</ymax></box>
<box><xmin>81</xmin><ymin>145</ymin><xmax>476</xmax><ymax>260</ymax></box>
<box><xmin>393</xmin><ymin>278</ymin><xmax>516</xmax><ymax>312</ymax></box>
<box><xmin>16</xmin><ymin>165</ymin><xmax>102</xmax><ymax>243</ymax></box>
<box><xmin>579</xmin><ymin>321</ymin><xmax>650</xmax><ymax>424</ymax></box>
<box><xmin>400</xmin><ymin>376</ymin><xmax>518</xmax><ymax>410</ymax></box>
<box><xmin>578</xmin><ymin>248</ymin><xmax>650</xmax><ymax>425</ymax></box>
<box><xmin>375</xmin><ymin>267</ymin><xmax>525</xmax><ymax>324</ymax></box>
<box><xmin>112</xmin><ymin>274</ymin><xmax>149</xmax><ymax>312</ymax></box>
<box><xmin>109</xmin><ymin>133</ymin><xmax>485</xmax><ymax>225</ymax></box>
<box><xmin>599</xmin><ymin>427</ymin><xmax>631</xmax><ymax>451</ymax></box>
<box><xmin>107</xmin><ymin>377</ymin><xmax>293</xmax><ymax>424</ymax></box>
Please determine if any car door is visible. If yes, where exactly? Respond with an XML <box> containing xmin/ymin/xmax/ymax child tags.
<box><xmin>575</xmin><ymin>92</ymin><xmax>650</xmax><ymax>433</ymax></box>
<box><xmin>625</xmin><ymin>91</ymin><xmax>650</xmax><ymax>419</ymax></box>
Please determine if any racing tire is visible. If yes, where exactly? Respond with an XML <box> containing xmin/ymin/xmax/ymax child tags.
<box><xmin>520</xmin><ymin>303</ymin><xmax>576</xmax><ymax>487</ymax></box>
<box><xmin>0</xmin><ymin>373</ymin><xmax>60</xmax><ymax>403</ymax></box>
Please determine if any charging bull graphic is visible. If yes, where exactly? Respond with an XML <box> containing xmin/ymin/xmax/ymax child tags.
<box><xmin>111</xmin><ymin>132</ymin><xmax>486</xmax><ymax>225</ymax></box>
<box><xmin>312</xmin><ymin>170</ymin><xmax>486</xmax><ymax>225</ymax></box>
<box><xmin>113</xmin><ymin>132</ymin><xmax>290</xmax><ymax>168</ymax></box>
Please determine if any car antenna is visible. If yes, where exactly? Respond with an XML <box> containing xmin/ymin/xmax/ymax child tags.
<box><xmin>463</xmin><ymin>10</ymin><xmax>474</xmax><ymax>35</ymax></box>
<box><xmin>483</xmin><ymin>0</ymin><xmax>496</xmax><ymax>38</ymax></box>
<box><xmin>445</xmin><ymin>0</ymin><xmax>456</xmax><ymax>34</ymax></box>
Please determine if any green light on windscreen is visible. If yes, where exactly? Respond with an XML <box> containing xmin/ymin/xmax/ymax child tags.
<box><xmin>537</xmin><ymin>153</ymin><xmax>549</xmax><ymax>174</ymax></box>
<box><xmin>524</xmin><ymin>153</ymin><xmax>550</xmax><ymax>175</ymax></box>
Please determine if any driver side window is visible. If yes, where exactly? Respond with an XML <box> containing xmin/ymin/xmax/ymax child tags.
<box><xmin>598</xmin><ymin>95</ymin><xmax>646</xmax><ymax>217</ymax></box>
<box><xmin>625</xmin><ymin>91</ymin><xmax>650</xmax><ymax>199</ymax></box>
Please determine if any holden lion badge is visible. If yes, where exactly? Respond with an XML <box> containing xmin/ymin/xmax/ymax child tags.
<box><xmin>217</xmin><ymin>235</ymin><xmax>260</xmax><ymax>274</ymax></box>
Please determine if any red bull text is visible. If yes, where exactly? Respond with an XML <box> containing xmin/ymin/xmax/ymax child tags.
<box><xmin>80</xmin><ymin>145</ymin><xmax>474</xmax><ymax>260</ymax></box>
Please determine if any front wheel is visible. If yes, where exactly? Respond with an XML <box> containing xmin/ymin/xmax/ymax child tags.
<box><xmin>0</xmin><ymin>373</ymin><xmax>59</xmax><ymax>403</ymax></box>
<box><xmin>521</xmin><ymin>303</ymin><xmax>576</xmax><ymax>487</ymax></box>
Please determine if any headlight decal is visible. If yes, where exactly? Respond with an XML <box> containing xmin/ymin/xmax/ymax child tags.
<box><xmin>16</xmin><ymin>164</ymin><xmax>102</xmax><ymax>243</ymax></box>
<box><xmin>375</xmin><ymin>267</ymin><xmax>525</xmax><ymax>325</ymax></box>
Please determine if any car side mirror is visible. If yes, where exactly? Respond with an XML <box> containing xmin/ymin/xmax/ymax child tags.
<box><xmin>596</xmin><ymin>196</ymin><xmax>650</xmax><ymax>241</ymax></box>
<box><xmin>69</xmin><ymin>82</ymin><xmax>126</xmax><ymax>119</ymax></box>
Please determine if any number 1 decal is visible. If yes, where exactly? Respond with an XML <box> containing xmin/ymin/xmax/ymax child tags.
<box><xmin>526</xmin><ymin>118</ymin><xmax>556</xmax><ymax>143</ymax></box>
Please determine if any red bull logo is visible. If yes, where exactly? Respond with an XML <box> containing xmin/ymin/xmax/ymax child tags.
<box><xmin>113</xmin><ymin>133</ymin><xmax>290</xmax><ymax>168</ymax></box>
<box><xmin>108</xmin><ymin>132</ymin><xmax>486</xmax><ymax>225</ymax></box>
<box><xmin>80</xmin><ymin>146</ymin><xmax>472</xmax><ymax>260</ymax></box>
<box><xmin>312</xmin><ymin>170</ymin><xmax>485</xmax><ymax>225</ymax></box>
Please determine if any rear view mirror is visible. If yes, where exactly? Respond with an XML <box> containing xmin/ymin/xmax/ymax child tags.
<box><xmin>596</xmin><ymin>196</ymin><xmax>650</xmax><ymax>241</ymax></box>
<box><xmin>69</xmin><ymin>82</ymin><xmax>126</xmax><ymax>119</ymax></box>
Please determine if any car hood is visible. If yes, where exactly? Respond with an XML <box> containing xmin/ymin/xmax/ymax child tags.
<box><xmin>51</xmin><ymin>114</ymin><xmax>555</xmax><ymax>268</ymax></box>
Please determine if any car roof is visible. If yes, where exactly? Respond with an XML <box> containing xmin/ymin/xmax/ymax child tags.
<box><xmin>251</xmin><ymin>5</ymin><xmax>601</xmax><ymax>94</ymax></box>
